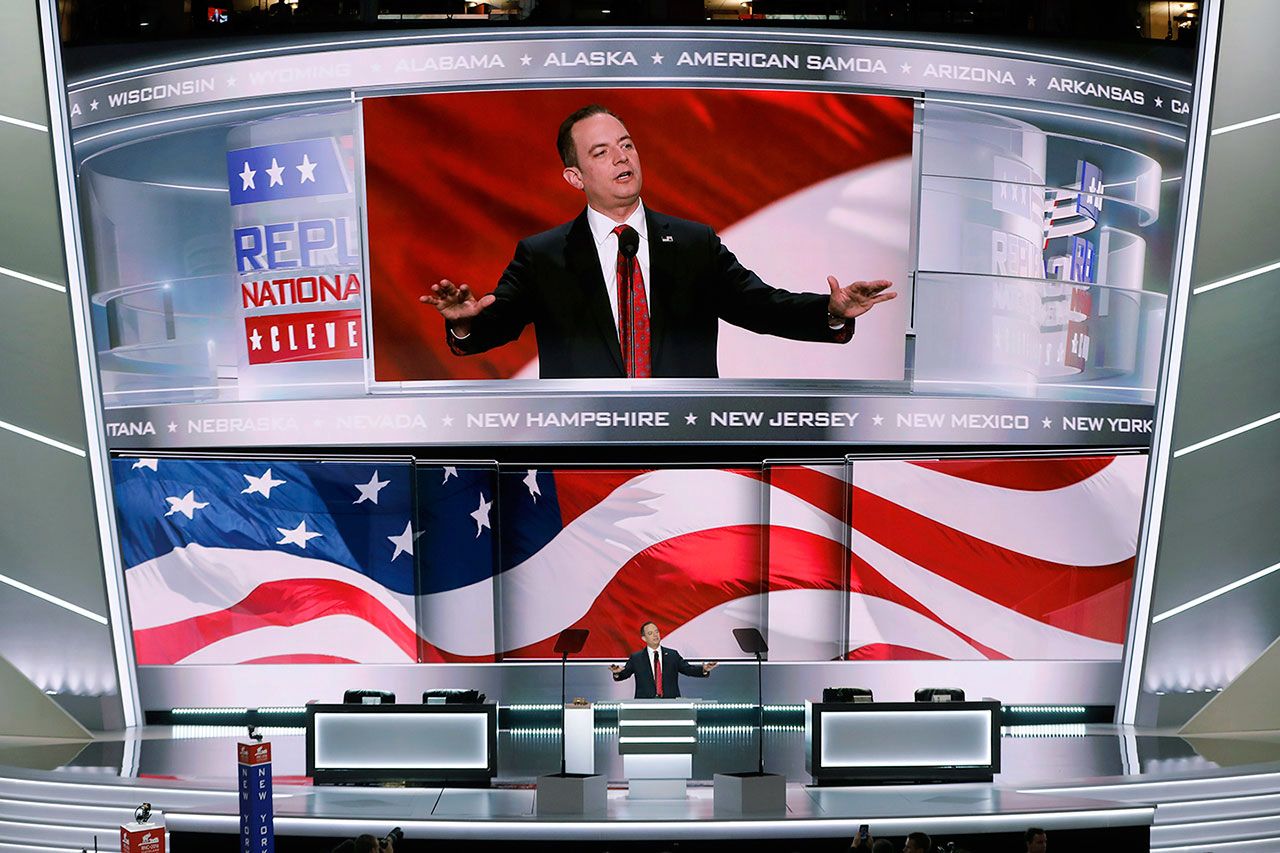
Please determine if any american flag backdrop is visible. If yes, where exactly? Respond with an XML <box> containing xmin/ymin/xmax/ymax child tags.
<box><xmin>478</xmin><ymin>457</ymin><xmax>1141</xmax><ymax>662</ymax></box>
<box><xmin>114</xmin><ymin>454</ymin><xmax>1143</xmax><ymax>665</ymax></box>
<box><xmin>114</xmin><ymin>457</ymin><xmax>418</xmax><ymax>665</ymax></box>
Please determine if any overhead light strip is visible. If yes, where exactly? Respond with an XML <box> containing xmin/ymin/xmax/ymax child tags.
<box><xmin>1152</xmin><ymin>560</ymin><xmax>1280</xmax><ymax>624</ymax></box>
<box><xmin>0</xmin><ymin>263</ymin><xmax>67</xmax><ymax>293</ymax></box>
<box><xmin>0</xmin><ymin>419</ymin><xmax>86</xmax><ymax>456</ymax></box>
<box><xmin>0</xmin><ymin>113</ymin><xmax>47</xmax><ymax>133</ymax></box>
<box><xmin>0</xmin><ymin>571</ymin><xmax>108</xmax><ymax>624</ymax></box>
<box><xmin>1192</xmin><ymin>258</ymin><xmax>1280</xmax><ymax>295</ymax></box>
<box><xmin>1212</xmin><ymin>109</ymin><xmax>1280</xmax><ymax>136</ymax></box>
<box><xmin>1172</xmin><ymin>410</ymin><xmax>1280</xmax><ymax>458</ymax></box>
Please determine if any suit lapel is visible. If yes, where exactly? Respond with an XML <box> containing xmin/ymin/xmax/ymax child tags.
<box><xmin>646</xmin><ymin>210</ymin><xmax>675</xmax><ymax>370</ymax></box>
<box><xmin>566</xmin><ymin>211</ymin><xmax>624</xmax><ymax>375</ymax></box>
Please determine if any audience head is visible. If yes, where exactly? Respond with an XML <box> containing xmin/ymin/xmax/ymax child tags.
<box><xmin>904</xmin><ymin>832</ymin><xmax>931</xmax><ymax>853</ymax></box>
<box><xmin>1025</xmin><ymin>827</ymin><xmax>1048</xmax><ymax>853</ymax></box>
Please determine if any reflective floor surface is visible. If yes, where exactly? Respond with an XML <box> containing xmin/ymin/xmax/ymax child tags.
<box><xmin>2</xmin><ymin>724</ymin><xmax>1280</xmax><ymax>851</ymax></box>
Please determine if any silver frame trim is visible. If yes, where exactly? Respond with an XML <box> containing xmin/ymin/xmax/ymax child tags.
<box><xmin>1117</xmin><ymin>0</ymin><xmax>1223</xmax><ymax>726</ymax></box>
<box><xmin>36</xmin><ymin>0</ymin><xmax>142</xmax><ymax>728</ymax></box>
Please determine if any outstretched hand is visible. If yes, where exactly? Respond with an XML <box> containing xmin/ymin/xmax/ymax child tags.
<box><xmin>702</xmin><ymin>661</ymin><xmax>718</xmax><ymax>674</ymax></box>
<box><xmin>420</xmin><ymin>278</ymin><xmax>495</xmax><ymax>335</ymax></box>
<box><xmin>826</xmin><ymin>277</ymin><xmax>896</xmax><ymax>321</ymax></box>
<box><xmin>609</xmin><ymin>664</ymin><xmax>623</xmax><ymax>674</ymax></box>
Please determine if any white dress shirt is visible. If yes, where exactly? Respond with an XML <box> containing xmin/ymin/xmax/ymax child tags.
<box><xmin>585</xmin><ymin>202</ymin><xmax>651</xmax><ymax>335</ymax></box>
<box><xmin>646</xmin><ymin>644</ymin><xmax>664</xmax><ymax>685</ymax></box>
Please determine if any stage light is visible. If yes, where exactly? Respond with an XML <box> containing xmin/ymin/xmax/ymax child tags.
<box><xmin>1004</xmin><ymin>705</ymin><xmax>1086</xmax><ymax>713</ymax></box>
<box><xmin>172</xmin><ymin>707</ymin><xmax>248</xmax><ymax>715</ymax></box>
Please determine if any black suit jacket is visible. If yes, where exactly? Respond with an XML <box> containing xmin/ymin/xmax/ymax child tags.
<box><xmin>447</xmin><ymin>208</ymin><xmax>853</xmax><ymax>378</ymax></box>
<box><xmin>612</xmin><ymin>646</ymin><xmax>707</xmax><ymax>699</ymax></box>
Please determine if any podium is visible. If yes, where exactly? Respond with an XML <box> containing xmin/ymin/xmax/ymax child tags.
<box><xmin>563</xmin><ymin>702</ymin><xmax>595</xmax><ymax>774</ymax></box>
<box><xmin>618</xmin><ymin>699</ymin><xmax>700</xmax><ymax>799</ymax></box>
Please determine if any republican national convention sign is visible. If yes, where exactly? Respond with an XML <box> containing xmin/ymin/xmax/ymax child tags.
<box><xmin>114</xmin><ymin>454</ymin><xmax>1143</xmax><ymax>665</ymax></box>
<box><xmin>226</xmin><ymin>127</ymin><xmax>365</xmax><ymax>368</ymax></box>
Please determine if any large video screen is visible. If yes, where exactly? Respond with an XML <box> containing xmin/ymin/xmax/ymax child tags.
<box><xmin>363</xmin><ymin>88</ymin><xmax>915</xmax><ymax>382</ymax></box>
<box><xmin>69</xmin><ymin>29</ymin><xmax>1194</xmax><ymax>449</ymax></box>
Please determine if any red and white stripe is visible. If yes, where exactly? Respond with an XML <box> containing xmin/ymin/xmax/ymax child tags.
<box><xmin>128</xmin><ymin>545</ymin><xmax>417</xmax><ymax>664</ymax></box>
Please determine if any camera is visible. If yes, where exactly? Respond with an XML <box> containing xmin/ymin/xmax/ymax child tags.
<box><xmin>381</xmin><ymin>828</ymin><xmax>404</xmax><ymax>849</ymax></box>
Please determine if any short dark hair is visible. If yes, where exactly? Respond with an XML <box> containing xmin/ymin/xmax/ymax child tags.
<box><xmin>353</xmin><ymin>835</ymin><xmax>379</xmax><ymax>853</ymax></box>
<box><xmin>557</xmin><ymin>104</ymin><xmax>624</xmax><ymax>168</ymax></box>
<box><xmin>905</xmin><ymin>832</ymin><xmax>931</xmax><ymax>852</ymax></box>
<box><xmin>640</xmin><ymin>620</ymin><xmax>657</xmax><ymax>636</ymax></box>
<box><xmin>1025</xmin><ymin>827</ymin><xmax>1047</xmax><ymax>845</ymax></box>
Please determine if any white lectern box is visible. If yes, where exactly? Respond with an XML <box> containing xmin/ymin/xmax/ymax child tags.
<box><xmin>618</xmin><ymin>699</ymin><xmax>702</xmax><ymax>799</ymax></box>
<box><xmin>564</xmin><ymin>704</ymin><xmax>594</xmax><ymax>774</ymax></box>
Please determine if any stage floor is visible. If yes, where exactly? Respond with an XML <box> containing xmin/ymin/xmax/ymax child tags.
<box><xmin>2</xmin><ymin>723</ymin><xmax>1280</xmax><ymax>851</ymax></box>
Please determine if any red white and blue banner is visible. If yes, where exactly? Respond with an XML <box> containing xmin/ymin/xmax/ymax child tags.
<box><xmin>115</xmin><ymin>454</ymin><xmax>1142</xmax><ymax>664</ymax></box>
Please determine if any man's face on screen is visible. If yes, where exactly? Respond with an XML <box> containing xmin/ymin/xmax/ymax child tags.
<box><xmin>564</xmin><ymin>112</ymin><xmax>643</xmax><ymax>216</ymax></box>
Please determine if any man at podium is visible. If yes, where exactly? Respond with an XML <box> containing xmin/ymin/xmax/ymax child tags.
<box><xmin>609</xmin><ymin>621</ymin><xmax>717</xmax><ymax>698</ymax></box>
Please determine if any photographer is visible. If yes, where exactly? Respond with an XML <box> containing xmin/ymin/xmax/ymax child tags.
<box><xmin>354</xmin><ymin>835</ymin><xmax>389</xmax><ymax>853</ymax></box>
<box><xmin>335</xmin><ymin>827</ymin><xmax>401</xmax><ymax>853</ymax></box>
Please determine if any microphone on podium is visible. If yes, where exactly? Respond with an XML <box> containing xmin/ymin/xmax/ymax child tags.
<box><xmin>617</xmin><ymin>225</ymin><xmax>640</xmax><ymax>259</ymax></box>
<box><xmin>616</xmin><ymin>225</ymin><xmax>641</xmax><ymax>377</ymax></box>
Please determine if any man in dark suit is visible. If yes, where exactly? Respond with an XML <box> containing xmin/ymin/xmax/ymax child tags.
<box><xmin>421</xmin><ymin>104</ymin><xmax>896</xmax><ymax>378</ymax></box>
<box><xmin>609</xmin><ymin>621</ymin><xmax>716</xmax><ymax>699</ymax></box>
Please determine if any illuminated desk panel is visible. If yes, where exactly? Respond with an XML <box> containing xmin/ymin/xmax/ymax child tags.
<box><xmin>306</xmin><ymin>703</ymin><xmax>497</xmax><ymax>785</ymax></box>
<box><xmin>805</xmin><ymin>700</ymin><xmax>1001</xmax><ymax>784</ymax></box>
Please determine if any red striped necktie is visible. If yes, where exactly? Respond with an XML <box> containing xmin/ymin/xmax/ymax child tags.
<box><xmin>653</xmin><ymin>649</ymin><xmax>664</xmax><ymax>698</ymax></box>
<box><xmin>613</xmin><ymin>224</ymin><xmax>652</xmax><ymax>378</ymax></box>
